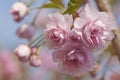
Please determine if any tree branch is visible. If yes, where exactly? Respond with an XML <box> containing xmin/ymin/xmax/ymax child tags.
<box><xmin>95</xmin><ymin>0</ymin><xmax>120</xmax><ymax>61</ymax></box>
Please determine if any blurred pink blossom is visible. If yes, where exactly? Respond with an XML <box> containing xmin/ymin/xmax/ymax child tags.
<box><xmin>52</xmin><ymin>43</ymin><xmax>95</xmax><ymax>76</ymax></box>
<box><xmin>0</xmin><ymin>50</ymin><xmax>20</xmax><ymax>78</ymax></box>
<box><xmin>10</xmin><ymin>2</ymin><xmax>29</xmax><ymax>22</ymax></box>
<box><xmin>16</xmin><ymin>23</ymin><xmax>36</xmax><ymax>41</ymax></box>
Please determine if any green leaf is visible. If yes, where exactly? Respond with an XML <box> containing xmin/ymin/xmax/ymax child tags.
<box><xmin>50</xmin><ymin>0</ymin><xmax>64</xmax><ymax>7</ymax></box>
<box><xmin>40</xmin><ymin>3</ymin><xmax>65</xmax><ymax>10</ymax></box>
<box><xmin>63</xmin><ymin>0</ymin><xmax>85</xmax><ymax>14</ymax></box>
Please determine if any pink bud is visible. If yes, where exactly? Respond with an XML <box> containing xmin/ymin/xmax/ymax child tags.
<box><xmin>29</xmin><ymin>55</ymin><xmax>41</xmax><ymax>67</ymax></box>
<box><xmin>16</xmin><ymin>24</ymin><xmax>36</xmax><ymax>41</ymax></box>
<box><xmin>14</xmin><ymin>44</ymin><xmax>31</xmax><ymax>62</ymax></box>
<box><xmin>10</xmin><ymin>2</ymin><xmax>29</xmax><ymax>22</ymax></box>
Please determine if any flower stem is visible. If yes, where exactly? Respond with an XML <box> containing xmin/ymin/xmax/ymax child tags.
<box><xmin>28</xmin><ymin>34</ymin><xmax>43</xmax><ymax>47</ymax></box>
<box><xmin>36</xmin><ymin>40</ymin><xmax>45</xmax><ymax>58</ymax></box>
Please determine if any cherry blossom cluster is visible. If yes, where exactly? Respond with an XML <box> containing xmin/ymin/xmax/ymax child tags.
<box><xmin>10</xmin><ymin>1</ymin><xmax>116</xmax><ymax>77</ymax></box>
<box><xmin>44</xmin><ymin>4</ymin><xmax>115</xmax><ymax>76</ymax></box>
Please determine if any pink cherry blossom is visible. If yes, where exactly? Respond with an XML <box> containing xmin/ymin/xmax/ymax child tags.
<box><xmin>10</xmin><ymin>2</ymin><xmax>29</xmax><ymax>22</ymax></box>
<box><xmin>74</xmin><ymin>4</ymin><xmax>115</xmax><ymax>50</ymax></box>
<box><xmin>14</xmin><ymin>44</ymin><xmax>31</xmax><ymax>62</ymax></box>
<box><xmin>16</xmin><ymin>23</ymin><xmax>36</xmax><ymax>41</ymax></box>
<box><xmin>0</xmin><ymin>50</ymin><xmax>20</xmax><ymax>77</ymax></box>
<box><xmin>44</xmin><ymin>12</ymin><xmax>73</xmax><ymax>49</ymax></box>
<box><xmin>52</xmin><ymin>43</ymin><xmax>95</xmax><ymax>76</ymax></box>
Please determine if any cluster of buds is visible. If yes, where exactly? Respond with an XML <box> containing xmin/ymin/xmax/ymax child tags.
<box><xmin>11</xmin><ymin>1</ymin><xmax>47</xmax><ymax>67</ymax></box>
<box><xmin>14</xmin><ymin>44</ymin><xmax>41</xmax><ymax>67</ymax></box>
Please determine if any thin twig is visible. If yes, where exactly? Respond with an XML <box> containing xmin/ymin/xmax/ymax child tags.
<box><xmin>28</xmin><ymin>34</ymin><xmax>43</xmax><ymax>47</ymax></box>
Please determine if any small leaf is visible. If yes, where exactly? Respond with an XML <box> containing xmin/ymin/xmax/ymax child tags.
<box><xmin>63</xmin><ymin>0</ymin><xmax>85</xmax><ymax>14</ymax></box>
<box><xmin>50</xmin><ymin>0</ymin><xmax>64</xmax><ymax>7</ymax></box>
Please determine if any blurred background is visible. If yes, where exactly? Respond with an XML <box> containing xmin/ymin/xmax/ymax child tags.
<box><xmin>0</xmin><ymin>0</ymin><xmax>120</xmax><ymax>80</ymax></box>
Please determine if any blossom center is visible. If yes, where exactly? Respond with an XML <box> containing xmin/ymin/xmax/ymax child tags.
<box><xmin>66</xmin><ymin>49</ymin><xmax>85</xmax><ymax>64</ymax></box>
<box><xmin>49</xmin><ymin>28</ymin><xmax>66</xmax><ymax>44</ymax></box>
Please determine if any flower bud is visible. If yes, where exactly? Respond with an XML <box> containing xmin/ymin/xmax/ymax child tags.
<box><xmin>29</xmin><ymin>55</ymin><xmax>41</xmax><ymax>67</ymax></box>
<box><xmin>16</xmin><ymin>24</ymin><xmax>36</xmax><ymax>41</ymax></box>
<box><xmin>14</xmin><ymin>44</ymin><xmax>31</xmax><ymax>62</ymax></box>
<box><xmin>10</xmin><ymin>2</ymin><xmax>29</xmax><ymax>22</ymax></box>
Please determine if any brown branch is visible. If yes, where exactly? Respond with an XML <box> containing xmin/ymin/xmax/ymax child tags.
<box><xmin>95</xmin><ymin>0</ymin><xmax>120</xmax><ymax>61</ymax></box>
